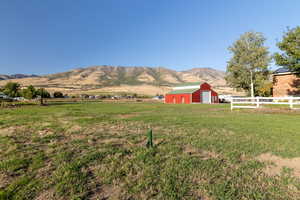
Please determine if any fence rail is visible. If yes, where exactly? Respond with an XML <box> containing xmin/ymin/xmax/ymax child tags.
<box><xmin>230</xmin><ymin>97</ymin><xmax>300</xmax><ymax>110</ymax></box>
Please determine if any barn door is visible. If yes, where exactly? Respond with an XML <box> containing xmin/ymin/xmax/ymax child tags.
<box><xmin>201</xmin><ymin>91</ymin><xmax>211</xmax><ymax>103</ymax></box>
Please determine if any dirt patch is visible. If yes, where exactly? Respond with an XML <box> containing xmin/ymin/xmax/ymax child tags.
<box><xmin>86</xmin><ymin>121</ymin><xmax>149</xmax><ymax>136</ymax></box>
<box><xmin>38</xmin><ymin>128</ymin><xmax>54</xmax><ymax>136</ymax></box>
<box><xmin>0</xmin><ymin>173</ymin><xmax>10</xmax><ymax>189</ymax></box>
<box><xmin>36</xmin><ymin>162</ymin><xmax>54</xmax><ymax>179</ymax></box>
<box><xmin>257</xmin><ymin>153</ymin><xmax>300</xmax><ymax>177</ymax></box>
<box><xmin>184</xmin><ymin>145</ymin><xmax>219</xmax><ymax>160</ymax></box>
<box><xmin>70</xmin><ymin>133</ymin><xmax>87</xmax><ymax>141</ymax></box>
<box><xmin>0</xmin><ymin>126</ymin><xmax>26</xmax><ymax>136</ymax></box>
<box><xmin>100</xmin><ymin>137</ymin><xmax>126</xmax><ymax>144</ymax></box>
<box><xmin>248</xmin><ymin>107</ymin><xmax>300</xmax><ymax>114</ymax></box>
<box><xmin>117</xmin><ymin>113</ymin><xmax>140</xmax><ymax>119</ymax></box>
<box><xmin>35</xmin><ymin>189</ymin><xmax>56</xmax><ymax>200</ymax></box>
<box><xmin>90</xmin><ymin>184</ymin><xmax>123</xmax><ymax>200</ymax></box>
<box><xmin>66</xmin><ymin>125</ymin><xmax>82</xmax><ymax>134</ymax></box>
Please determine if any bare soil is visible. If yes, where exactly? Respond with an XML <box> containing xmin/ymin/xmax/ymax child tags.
<box><xmin>184</xmin><ymin>145</ymin><xmax>219</xmax><ymax>160</ymax></box>
<box><xmin>257</xmin><ymin>153</ymin><xmax>300</xmax><ymax>177</ymax></box>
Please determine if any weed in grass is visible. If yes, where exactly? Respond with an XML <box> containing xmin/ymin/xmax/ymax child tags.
<box><xmin>52</xmin><ymin>161</ymin><xmax>88</xmax><ymax>199</ymax></box>
<box><xmin>0</xmin><ymin>157</ymin><xmax>30</xmax><ymax>174</ymax></box>
<box><xmin>0</xmin><ymin>176</ymin><xmax>41</xmax><ymax>200</ymax></box>
<box><xmin>30</xmin><ymin>152</ymin><xmax>47</xmax><ymax>171</ymax></box>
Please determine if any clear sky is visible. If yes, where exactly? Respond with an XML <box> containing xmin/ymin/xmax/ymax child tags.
<box><xmin>0</xmin><ymin>0</ymin><xmax>299</xmax><ymax>75</ymax></box>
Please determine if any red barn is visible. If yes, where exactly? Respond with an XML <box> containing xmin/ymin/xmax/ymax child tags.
<box><xmin>165</xmin><ymin>82</ymin><xmax>218</xmax><ymax>104</ymax></box>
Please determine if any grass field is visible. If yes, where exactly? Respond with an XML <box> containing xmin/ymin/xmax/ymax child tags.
<box><xmin>1</xmin><ymin>102</ymin><xmax>300</xmax><ymax>199</ymax></box>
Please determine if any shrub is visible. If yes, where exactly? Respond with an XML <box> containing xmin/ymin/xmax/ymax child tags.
<box><xmin>53</xmin><ymin>91</ymin><xmax>64</xmax><ymax>98</ymax></box>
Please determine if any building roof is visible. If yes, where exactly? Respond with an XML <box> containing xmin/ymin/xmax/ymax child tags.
<box><xmin>273</xmin><ymin>67</ymin><xmax>293</xmax><ymax>74</ymax></box>
<box><xmin>172</xmin><ymin>82</ymin><xmax>203</xmax><ymax>87</ymax></box>
<box><xmin>167</xmin><ymin>88</ymin><xmax>199</xmax><ymax>94</ymax></box>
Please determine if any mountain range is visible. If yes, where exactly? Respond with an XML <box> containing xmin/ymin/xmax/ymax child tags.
<box><xmin>0</xmin><ymin>66</ymin><xmax>237</xmax><ymax>95</ymax></box>
<box><xmin>0</xmin><ymin>74</ymin><xmax>38</xmax><ymax>80</ymax></box>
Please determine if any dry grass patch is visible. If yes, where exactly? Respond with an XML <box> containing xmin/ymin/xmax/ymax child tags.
<box><xmin>184</xmin><ymin>145</ymin><xmax>219</xmax><ymax>160</ymax></box>
<box><xmin>90</xmin><ymin>184</ymin><xmax>124</xmax><ymax>200</ymax></box>
<box><xmin>116</xmin><ymin>113</ymin><xmax>140</xmax><ymax>119</ymax></box>
<box><xmin>38</xmin><ymin>129</ymin><xmax>54</xmax><ymax>136</ymax></box>
<box><xmin>247</xmin><ymin>107</ymin><xmax>300</xmax><ymax>114</ymax></box>
<box><xmin>0</xmin><ymin>126</ymin><xmax>27</xmax><ymax>137</ymax></box>
<box><xmin>35</xmin><ymin>189</ymin><xmax>56</xmax><ymax>200</ymax></box>
<box><xmin>0</xmin><ymin>173</ymin><xmax>10</xmax><ymax>189</ymax></box>
<box><xmin>257</xmin><ymin>153</ymin><xmax>300</xmax><ymax>177</ymax></box>
<box><xmin>66</xmin><ymin>125</ymin><xmax>82</xmax><ymax>134</ymax></box>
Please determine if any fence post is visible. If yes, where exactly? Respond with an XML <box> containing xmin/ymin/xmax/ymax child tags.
<box><xmin>289</xmin><ymin>98</ymin><xmax>293</xmax><ymax>109</ymax></box>
<box><xmin>230</xmin><ymin>98</ymin><xmax>233</xmax><ymax>111</ymax></box>
<box><xmin>256</xmin><ymin>97</ymin><xmax>259</xmax><ymax>108</ymax></box>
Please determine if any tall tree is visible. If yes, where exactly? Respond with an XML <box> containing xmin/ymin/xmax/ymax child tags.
<box><xmin>36</xmin><ymin>88</ymin><xmax>50</xmax><ymax>105</ymax></box>
<box><xmin>3</xmin><ymin>82</ymin><xmax>21</xmax><ymax>98</ymax></box>
<box><xmin>226</xmin><ymin>31</ymin><xmax>271</xmax><ymax>97</ymax></box>
<box><xmin>274</xmin><ymin>27</ymin><xmax>300</xmax><ymax>72</ymax></box>
<box><xmin>21</xmin><ymin>85</ymin><xmax>37</xmax><ymax>99</ymax></box>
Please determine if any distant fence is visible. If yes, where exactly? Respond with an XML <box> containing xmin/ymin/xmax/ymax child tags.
<box><xmin>230</xmin><ymin>97</ymin><xmax>300</xmax><ymax>110</ymax></box>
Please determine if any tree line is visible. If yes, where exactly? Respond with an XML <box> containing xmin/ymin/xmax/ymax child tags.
<box><xmin>0</xmin><ymin>82</ymin><xmax>65</xmax><ymax>99</ymax></box>
<box><xmin>226</xmin><ymin>26</ymin><xmax>300</xmax><ymax>97</ymax></box>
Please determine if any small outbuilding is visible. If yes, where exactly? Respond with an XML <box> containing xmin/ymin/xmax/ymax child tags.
<box><xmin>165</xmin><ymin>82</ymin><xmax>218</xmax><ymax>104</ymax></box>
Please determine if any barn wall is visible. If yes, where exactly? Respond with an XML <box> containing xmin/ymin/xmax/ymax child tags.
<box><xmin>191</xmin><ymin>86</ymin><xmax>219</xmax><ymax>103</ymax></box>
<box><xmin>211</xmin><ymin>90</ymin><xmax>219</xmax><ymax>103</ymax></box>
<box><xmin>165</xmin><ymin>94</ymin><xmax>191</xmax><ymax>104</ymax></box>
<box><xmin>192</xmin><ymin>89</ymin><xmax>201</xmax><ymax>103</ymax></box>
<box><xmin>165</xmin><ymin>94</ymin><xmax>173</xmax><ymax>103</ymax></box>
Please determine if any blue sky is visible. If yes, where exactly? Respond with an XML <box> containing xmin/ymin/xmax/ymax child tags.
<box><xmin>0</xmin><ymin>0</ymin><xmax>299</xmax><ymax>75</ymax></box>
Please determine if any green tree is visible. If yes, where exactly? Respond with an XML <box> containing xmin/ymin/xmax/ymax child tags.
<box><xmin>21</xmin><ymin>85</ymin><xmax>37</xmax><ymax>99</ymax></box>
<box><xmin>3</xmin><ymin>82</ymin><xmax>21</xmax><ymax>97</ymax></box>
<box><xmin>274</xmin><ymin>27</ymin><xmax>300</xmax><ymax>72</ymax></box>
<box><xmin>53</xmin><ymin>91</ymin><xmax>64</xmax><ymax>98</ymax></box>
<box><xmin>36</xmin><ymin>88</ymin><xmax>50</xmax><ymax>105</ymax></box>
<box><xmin>36</xmin><ymin>88</ymin><xmax>50</xmax><ymax>98</ymax></box>
<box><xmin>226</xmin><ymin>31</ymin><xmax>271</xmax><ymax>97</ymax></box>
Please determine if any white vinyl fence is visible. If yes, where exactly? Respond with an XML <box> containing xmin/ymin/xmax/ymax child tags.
<box><xmin>230</xmin><ymin>97</ymin><xmax>300</xmax><ymax>110</ymax></box>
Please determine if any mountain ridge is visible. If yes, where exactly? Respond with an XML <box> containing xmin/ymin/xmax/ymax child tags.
<box><xmin>43</xmin><ymin>65</ymin><xmax>226</xmax><ymax>86</ymax></box>
<box><xmin>0</xmin><ymin>65</ymin><xmax>236</xmax><ymax>95</ymax></box>
<box><xmin>0</xmin><ymin>74</ymin><xmax>39</xmax><ymax>80</ymax></box>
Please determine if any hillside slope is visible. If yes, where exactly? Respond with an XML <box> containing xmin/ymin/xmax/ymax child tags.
<box><xmin>0</xmin><ymin>66</ymin><xmax>237</xmax><ymax>95</ymax></box>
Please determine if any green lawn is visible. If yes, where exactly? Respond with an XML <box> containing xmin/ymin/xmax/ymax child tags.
<box><xmin>1</xmin><ymin>102</ymin><xmax>300</xmax><ymax>199</ymax></box>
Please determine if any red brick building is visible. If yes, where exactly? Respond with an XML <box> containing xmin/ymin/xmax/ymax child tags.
<box><xmin>165</xmin><ymin>82</ymin><xmax>218</xmax><ymax>104</ymax></box>
<box><xmin>273</xmin><ymin>68</ymin><xmax>300</xmax><ymax>97</ymax></box>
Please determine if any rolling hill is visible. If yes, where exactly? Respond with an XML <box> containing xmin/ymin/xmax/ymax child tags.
<box><xmin>0</xmin><ymin>66</ymin><xmax>237</xmax><ymax>95</ymax></box>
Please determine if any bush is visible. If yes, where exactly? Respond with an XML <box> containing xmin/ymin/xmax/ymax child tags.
<box><xmin>53</xmin><ymin>91</ymin><xmax>64</xmax><ymax>98</ymax></box>
<box><xmin>256</xmin><ymin>81</ymin><xmax>273</xmax><ymax>97</ymax></box>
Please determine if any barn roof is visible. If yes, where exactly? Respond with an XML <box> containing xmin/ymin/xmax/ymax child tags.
<box><xmin>167</xmin><ymin>88</ymin><xmax>199</xmax><ymax>94</ymax></box>
<box><xmin>172</xmin><ymin>82</ymin><xmax>203</xmax><ymax>87</ymax></box>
